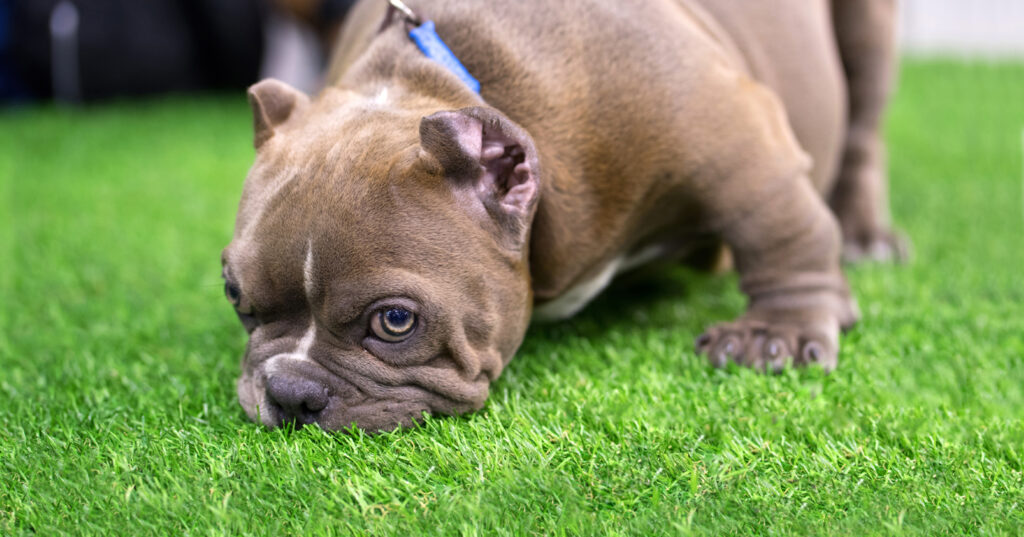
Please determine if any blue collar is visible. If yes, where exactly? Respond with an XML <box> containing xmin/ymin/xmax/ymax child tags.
<box><xmin>387</xmin><ymin>0</ymin><xmax>481</xmax><ymax>93</ymax></box>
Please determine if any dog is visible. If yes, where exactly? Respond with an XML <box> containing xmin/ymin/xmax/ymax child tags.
<box><xmin>223</xmin><ymin>0</ymin><xmax>904</xmax><ymax>431</ymax></box>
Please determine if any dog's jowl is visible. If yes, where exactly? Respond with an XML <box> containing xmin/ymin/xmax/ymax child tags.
<box><xmin>223</xmin><ymin>0</ymin><xmax>903</xmax><ymax>431</ymax></box>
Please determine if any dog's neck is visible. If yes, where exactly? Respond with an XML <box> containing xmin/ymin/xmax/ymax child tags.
<box><xmin>330</xmin><ymin>24</ymin><xmax>483</xmax><ymax>113</ymax></box>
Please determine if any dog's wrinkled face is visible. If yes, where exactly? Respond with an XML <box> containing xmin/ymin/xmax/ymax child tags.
<box><xmin>224</xmin><ymin>80</ymin><xmax>541</xmax><ymax>432</ymax></box>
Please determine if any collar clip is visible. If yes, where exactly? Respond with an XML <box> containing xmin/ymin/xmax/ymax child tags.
<box><xmin>383</xmin><ymin>0</ymin><xmax>481</xmax><ymax>94</ymax></box>
<box><xmin>387</xmin><ymin>0</ymin><xmax>422</xmax><ymax>26</ymax></box>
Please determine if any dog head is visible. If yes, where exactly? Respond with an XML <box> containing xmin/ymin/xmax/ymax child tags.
<box><xmin>224</xmin><ymin>79</ymin><xmax>540</xmax><ymax>431</ymax></box>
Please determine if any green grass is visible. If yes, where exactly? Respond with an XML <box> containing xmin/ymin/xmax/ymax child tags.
<box><xmin>2</xmin><ymin>59</ymin><xmax>1023</xmax><ymax>536</ymax></box>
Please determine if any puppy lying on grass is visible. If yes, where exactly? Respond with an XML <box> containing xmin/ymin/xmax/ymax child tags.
<box><xmin>223</xmin><ymin>0</ymin><xmax>904</xmax><ymax>431</ymax></box>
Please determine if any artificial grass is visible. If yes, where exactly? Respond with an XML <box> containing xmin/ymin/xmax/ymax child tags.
<box><xmin>1</xmin><ymin>59</ymin><xmax>1023</xmax><ymax>536</ymax></box>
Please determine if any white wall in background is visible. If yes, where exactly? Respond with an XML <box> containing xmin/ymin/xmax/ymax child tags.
<box><xmin>901</xmin><ymin>0</ymin><xmax>1024</xmax><ymax>56</ymax></box>
<box><xmin>260</xmin><ymin>13</ymin><xmax>323</xmax><ymax>94</ymax></box>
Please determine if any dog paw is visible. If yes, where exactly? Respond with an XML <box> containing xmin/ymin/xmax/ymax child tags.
<box><xmin>694</xmin><ymin>319</ymin><xmax>838</xmax><ymax>373</ymax></box>
<box><xmin>842</xmin><ymin>229</ymin><xmax>910</xmax><ymax>264</ymax></box>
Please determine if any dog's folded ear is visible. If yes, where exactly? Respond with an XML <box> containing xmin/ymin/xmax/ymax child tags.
<box><xmin>247</xmin><ymin>79</ymin><xmax>309</xmax><ymax>149</ymax></box>
<box><xmin>419</xmin><ymin>107</ymin><xmax>541</xmax><ymax>250</ymax></box>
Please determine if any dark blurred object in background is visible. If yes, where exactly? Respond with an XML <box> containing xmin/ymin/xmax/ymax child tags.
<box><xmin>274</xmin><ymin>0</ymin><xmax>356</xmax><ymax>45</ymax></box>
<box><xmin>0</xmin><ymin>0</ymin><xmax>268</xmax><ymax>103</ymax></box>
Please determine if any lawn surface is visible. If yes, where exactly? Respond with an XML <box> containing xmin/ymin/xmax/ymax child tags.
<box><xmin>2</xmin><ymin>60</ymin><xmax>1023</xmax><ymax>536</ymax></box>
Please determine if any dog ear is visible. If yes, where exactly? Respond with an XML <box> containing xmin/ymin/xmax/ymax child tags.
<box><xmin>419</xmin><ymin>107</ymin><xmax>541</xmax><ymax>250</ymax></box>
<box><xmin>247</xmin><ymin>79</ymin><xmax>309</xmax><ymax>149</ymax></box>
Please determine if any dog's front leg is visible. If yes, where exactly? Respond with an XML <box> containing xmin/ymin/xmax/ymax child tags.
<box><xmin>689</xmin><ymin>78</ymin><xmax>858</xmax><ymax>372</ymax></box>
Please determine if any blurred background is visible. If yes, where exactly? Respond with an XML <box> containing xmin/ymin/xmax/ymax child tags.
<box><xmin>0</xmin><ymin>0</ymin><xmax>346</xmax><ymax>103</ymax></box>
<box><xmin>1</xmin><ymin>0</ymin><xmax>1023</xmax><ymax>104</ymax></box>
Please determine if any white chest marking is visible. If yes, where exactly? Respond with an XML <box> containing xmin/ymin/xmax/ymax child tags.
<box><xmin>532</xmin><ymin>257</ymin><xmax>623</xmax><ymax>321</ymax></box>
<box><xmin>531</xmin><ymin>244</ymin><xmax>667</xmax><ymax>322</ymax></box>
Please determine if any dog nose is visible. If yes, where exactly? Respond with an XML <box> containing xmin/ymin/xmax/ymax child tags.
<box><xmin>264</xmin><ymin>373</ymin><xmax>329</xmax><ymax>427</ymax></box>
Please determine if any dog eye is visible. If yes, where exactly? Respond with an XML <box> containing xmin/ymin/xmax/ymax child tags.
<box><xmin>224</xmin><ymin>281</ymin><xmax>241</xmax><ymax>305</ymax></box>
<box><xmin>370</xmin><ymin>307</ymin><xmax>417</xmax><ymax>342</ymax></box>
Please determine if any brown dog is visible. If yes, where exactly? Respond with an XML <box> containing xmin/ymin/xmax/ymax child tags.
<box><xmin>223</xmin><ymin>0</ymin><xmax>904</xmax><ymax>431</ymax></box>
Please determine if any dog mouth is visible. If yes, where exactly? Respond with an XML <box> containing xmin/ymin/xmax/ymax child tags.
<box><xmin>237</xmin><ymin>355</ymin><xmax>475</xmax><ymax>432</ymax></box>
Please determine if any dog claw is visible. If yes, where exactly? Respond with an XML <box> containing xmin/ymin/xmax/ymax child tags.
<box><xmin>765</xmin><ymin>338</ymin><xmax>785</xmax><ymax>359</ymax></box>
<box><xmin>802</xmin><ymin>341</ymin><xmax>822</xmax><ymax>362</ymax></box>
<box><xmin>713</xmin><ymin>336</ymin><xmax>741</xmax><ymax>366</ymax></box>
<box><xmin>712</xmin><ymin>334</ymin><xmax>737</xmax><ymax>366</ymax></box>
<box><xmin>798</xmin><ymin>340</ymin><xmax>836</xmax><ymax>371</ymax></box>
